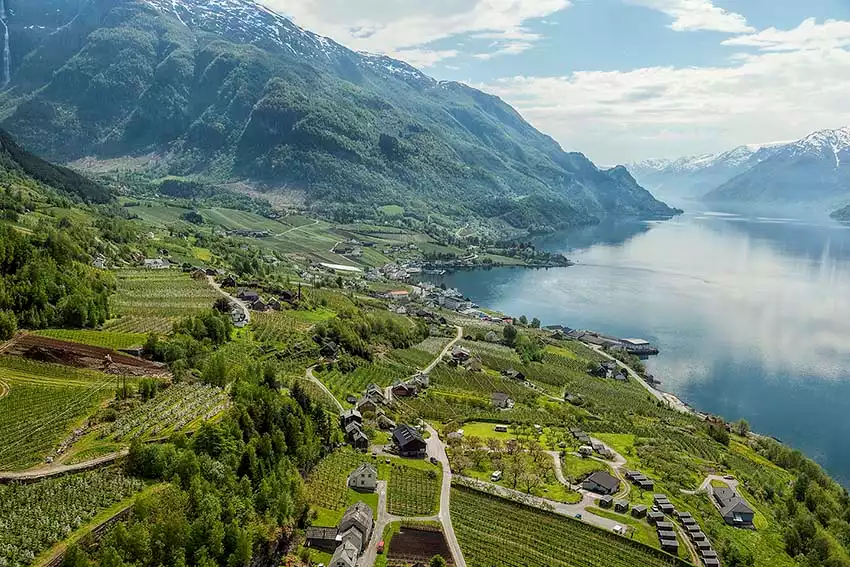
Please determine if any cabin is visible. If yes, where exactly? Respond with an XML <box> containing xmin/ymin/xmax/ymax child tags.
<box><xmin>451</xmin><ymin>346</ymin><xmax>472</xmax><ymax>362</ymax></box>
<box><xmin>268</xmin><ymin>298</ymin><xmax>283</xmax><ymax>311</ymax></box>
<box><xmin>237</xmin><ymin>289</ymin><xmax>260</xmax><ymax>302</ymax></box>
<box><xmin>392</xmin><ymin>424</ymin><xmax>427</xmax><ymax>458</ymax></box>
<box><xmin>578</xmin><ymin>445</ymin><xmax>594</xmax><ymax>457</ymax></box>
<box><xmin>614</xmin><ymin>500</ymin><xmax>630</xmax><ymax>513</ymax></box>
<box><xmin>599</xmin><ymin>495</ymin><xmax>614</xmax><ymax>508</ymax></box>
<box><xmin>631</xmin><ymin>505</ymin><xmax>647</xmax><ymax>518</ymax></box>
<box><xmin>251</xmin><ymin>298</ymin><xmax>269</xmax><ymax>312</ymax></box>
<box><xmin>647</xmin><ymin>510</ymin><xmax>665</xmax><ymax>525</ymax></box>
<box><xmin>691</xmin><ymin>531</ymin><xmax>706</xmax><ymax>542</ymax></box>
<box><xmin>658</xmin><ymin>531</ymin><xmax>677</xmax><ymax>542</ymax></box>
<box><xmin>356</xmin><ymin>397</ymin><xmax>379</xmax><ymax>415</ymax></box>
<box><xmin>191</xmin><ymin>268</ymin><xmax>207</xmax><ymax>280</ymax></box>
<box><xmin>494</xmin><ymin>425</ymin><xmax>509</xmax><ymax>433</ymax></box>
<box><xmin>221</xmin><ymin>275</ymin><xmax>237</xmax><ymax>287</ymax></box>
<box><xmin>340</xmin><ymin>409</ymin><xmax>363</xmax><ymax>429</ymax></box>
<box><xmin>502</xmin><ymin>369</ymin><xmax>525</xmax><ymax>381</ymax></box>
<box><xmin>305</xmin><ymin>527</ymin><xmax>341</xmax><ymax>552</ymax></box>
<box><xmin>581</xmin><ymin>471</ymin><xmax>620</xmax><ymax>495</ymax></box>
<box><xmin>348</xmin><ymin>464</ymin><xmax>378</xmax><ymax>492</ymax></box>
<box><xmin>659</xmin><ymin>538</ymin><xmax>679</xmax><ymax>554</ymax></box>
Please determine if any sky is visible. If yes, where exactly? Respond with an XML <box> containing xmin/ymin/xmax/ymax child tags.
<box><xmin>260</xmin><ymin>0</ymin><xmax>850</xmax><ymax>165</ymax></box>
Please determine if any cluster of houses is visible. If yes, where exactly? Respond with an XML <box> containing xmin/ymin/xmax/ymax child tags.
<box><xmin>624</xmin><ymin>469</ymin><xmax>656</xmax><ymax>491</ymax></box>
<box><xmin>570</xmin><ymin>429</ymin><xmax>615</xmax><ymax>460</ymax></box>
<box><xmin>338</xmin><ymin>386</ymin><xmax>428</xmax><ymax>459</ymax></box>
<box><xmin>235</xmin><ymin>287</ymin><xmax>298</xmax><ymax>313</ymax></box>
<box><xmin>589</xmin><ymin>360</ymin><xmax>627</xmax><ymax>382</ymax></box>
<box><xmin>305</xmin><ymin>499</ymin><xmax>374</xmax><ymax>567</ymax></box>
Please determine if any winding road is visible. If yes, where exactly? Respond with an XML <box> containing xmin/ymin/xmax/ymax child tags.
<box><xmin>424</xmin><ymin>326</ymin><xmax>463</xmax><ymax>374</ymax></box>
<box><xmin>305</xmin><ymin>365</ymin><xmax>343</xmax><ymax>412</ymax></box>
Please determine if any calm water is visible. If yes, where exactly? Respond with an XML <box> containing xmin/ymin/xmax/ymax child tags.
<box><xmin>439</xmin><ymin>210</ymin><xmax>850</xmax><ymax>486</ymax></box>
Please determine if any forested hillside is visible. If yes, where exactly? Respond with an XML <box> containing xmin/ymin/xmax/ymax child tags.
<box><xmin>0</xmin><ymin>0</ymin><xmax>677</xmax><ymax>232</ymax></box>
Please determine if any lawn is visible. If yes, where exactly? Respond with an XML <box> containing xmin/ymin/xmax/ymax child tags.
<box><xmin>558</xmin><ymin>453</ymin><xmax>608</xmax><ymax>480</ymax></box>
<box><xmin>586</xmin><ymin>506</ymin><xmax>674</xmax><ymax>554</ymax></box>
<box><xmin>451</xmin><ymin>486</ymin><xmax>690</xmax><ymax>567</ymax></box>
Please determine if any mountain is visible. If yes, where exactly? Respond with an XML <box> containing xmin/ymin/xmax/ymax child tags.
<box><xmin>628</xmin><ymin>143</ymin><xmax>786</xmax><ymax>202</ymax></box>
<box><xmin>704</xmin><ymin>127</ymin><xmax>850</xmax><ymax>205</ymax></box>
<box><xmin>630</xmin><ymin>128</ymin><xmax>850</xmax><ymax>209</ymax></box>
<box><xmin>0</xmin><ymin>126</ymin><xmax>112</xmax><ymax>203</ymax></box>
<box><xmin>0</xmin><ymin>0</ymin><xmax>676</xmax><ymax>232</ymax></box>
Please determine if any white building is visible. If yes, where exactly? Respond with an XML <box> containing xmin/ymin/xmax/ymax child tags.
<box><xmin>347</xmin><ymin>463</ymin><xmax>377</xmax><ymax>492</ymax></box>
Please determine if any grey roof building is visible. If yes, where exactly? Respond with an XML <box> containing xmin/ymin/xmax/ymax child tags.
<box><xmin>329</xmin><ymin>541</ymin><xmax>359</xmax><ymax>567</ymax></box>
<box><xmin>581</xmin><ymin>471</ymin><xmax>621</xmax><ymax>495</ymax></box>
<box><xmin>714</xmin><ymin>486</ymin><xmax>755</xmax><ymax>528</ymax></box>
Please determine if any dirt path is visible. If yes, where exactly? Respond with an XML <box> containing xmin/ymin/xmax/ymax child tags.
<box><xmin>423</xmin><ymin>326</ymin><xmax>463</xmax><ymax>375</ymax></box>
<box><xmin>275</xmin><ymin>218</ymin><xmax>319</xmax><ymax>237</ymax></box>
<box><xmin>0</xmin><ymin>377</ymin><xmax>8</xmax><ymax>399</ymax></box>
<box><xmin>305</xmin><ymin>366</ymin><xmax>343</xmax><ymax>412</ymax></box>
<box><xmin>0</xmin><ymin>449</ymin><xmax>128</xmax><ymax>483</ymax></box>
<box><xmin>207</xmin><ymin>276</ymin><xmax>250</xmax><ymax>323</ymax></box>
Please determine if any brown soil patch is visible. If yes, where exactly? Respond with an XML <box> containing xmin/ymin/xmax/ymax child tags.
<box><xmin>388</xmin><ymin>527</ymin><xmax>453</xmax><ymax>566</ymax></box>
<box><xmin>3</xmin><ymin>334</ymin><xmax>168</xmax><ymax>377</ymax></box>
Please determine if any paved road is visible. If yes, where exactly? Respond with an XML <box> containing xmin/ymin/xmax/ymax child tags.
<box><xmin>207</xmin><ymin>276</ymin><xmax>251</xmax><ymax>323</ymax></box>
<box><xmin>0</xmin><ymin>449</ymin><xmax>128</xmax><ymax>483</ymax></box>
<box><xmin>589</xmin><ymin>345</ymin><xmax>693</xmax><ymax>414</ymax></box>
<box><xmin>306</xmin><ymin>366</ymin><xmax>343</xmax><ymax>412</ymax></box>
<box><xmin>425</xmin><ymin>423</ymin><xmax>467</xmax><ymax>567</ymax></box>
<box><xmin>681</xmin><ymin>474</ymin><xmax>739</xmax><ymax>495</ymax></box>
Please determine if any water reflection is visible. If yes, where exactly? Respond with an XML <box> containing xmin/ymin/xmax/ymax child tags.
<box><xmin>441</xmin><ymin>211</ymin><xmax>850</xmax><ymax>485</ymax></box>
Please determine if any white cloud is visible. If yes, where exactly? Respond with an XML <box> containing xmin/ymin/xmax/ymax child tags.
<box><xmin>627</xmin><ymin>0</ymin><xmax>754</xmax><ymax>33</ymax></box>
<box><xmin>473</xmin><ymin>41</ymin><xmax>536</xmax><ymax>60</ymax></box>
<box><xmin>260</xmin><ymin>0</ymin><xmax>569</xmax><ymax>66</ymax></box>
<box><xmin>723</xmin><ymin>18</ymin><xmax>850</xmax><ymax>52</ymax></box>
<box><xmin>479</xmin><ymin>41</ymin><xmax>850</xmax><ymax>163</ymax></box>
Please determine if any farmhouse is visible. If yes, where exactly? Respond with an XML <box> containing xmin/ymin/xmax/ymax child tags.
<box><xmin>502</xmin><ymin>369</ymin><xmax>525</xmax><ymax>381</ymax></box>
<box><xmin>451</xmin><ymin>346</ymin><xmax>472</xmax><ymax>362</ymax></box>
<box><xmin>306</xmin><ymin>501</ymin><xmax>374</xmax><ymax>566</ymax></box>
<box><xmin>345</xmin><ymin>422</ymin><xmax>369</xmax><ymax>451</ymax></box>
<box><xmin>713</xmin><ymin>487</ymin><xmax>755</xmax><ymax>528</ymax></box>
<box><xmin>392</xmin><ymin>424</ymin><xmax>427</xmax><ymax>458</ymax></box>
<box><xmin>491</xmin><ymin>392</ymin><xmax>514</xmax><ymax>409</ymax></box>
<box><xmin>356</xmin><ymin>397</ymin><xmax>379</xmax><ymax>415</ymax></box>
<box><xmin>348</xmin><ymin>464</ymin><xmax>377</xmax><ymax>492</ymax></box>
<box><xmin>143</xmin><ymin>258</ymin><xmax>170</xmax><ymax>270</ymax></box>
<box><xmin>238</xmin><ymin>289</ymin><xmax>260</xmax><ymax>302</ymax></box>
<box><xmin>305</xmin><ymin>527</ymin><xmax>340</xmax><ymax>552</ymax></box>
<box><xmin>365</xmin><ymin>384</ymin><xmax>387</xmax><ymax>404</ymax></box>
<box><xmin>250</xmin><ymin>298</ymin><xmax>269</xmax><ymax>312</ymax></box>
<box><xmin>581</xmin><ymin>471</ymin><xmax>620</xmax><ymax>495</ymax></box>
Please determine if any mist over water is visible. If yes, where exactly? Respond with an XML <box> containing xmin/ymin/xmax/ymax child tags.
<box><xmin>439</xmin><ymin>208</ymin><xmax>850</xmax><ymax>486</ymax></box>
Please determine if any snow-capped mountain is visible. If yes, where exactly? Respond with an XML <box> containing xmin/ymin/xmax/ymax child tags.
<box><xmin>629</xmin><ymin>128</ymin><xmax>850</xmax><ymax>206</ymax></box>
<box><xmin>705</xmin><ymin>127</ymin><xmax>850</xmax><ymax>204</ymax></box>
<box><xmin>628</xmin><ymin>143</ymin><xmax>786</xmax><ymax>202</ymax></box>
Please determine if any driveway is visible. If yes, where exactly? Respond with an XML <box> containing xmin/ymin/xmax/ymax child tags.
<box><xmin>0</xmin><ymin>449</ymin><xmax>128</xmax><ymax>483</ymax></box>
<box><xmin>423</xmin><ymin>326</ymin><xmax>463</xmax><ymax>374</ymax></box>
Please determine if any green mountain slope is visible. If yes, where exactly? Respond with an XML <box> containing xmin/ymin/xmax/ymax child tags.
<box><xmin>0</xmin><ymin>0</ymin><xmax>677</xmax><ymax>231</ymax></box>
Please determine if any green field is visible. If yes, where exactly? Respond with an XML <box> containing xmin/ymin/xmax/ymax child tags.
<box><xmin>451</xmin><ymin>486</ymin><xmax>689</xmax><ymax>567</ymax></box>
<box><xmin>306</xmin><ymin>450</ymin><xmax>383</xmax><ymax>515</ymax></box>
<box><xmin>315</xmin><ymin>361</ymin><xmax>411</xmax><ymax>406</ymax></box>
<box><xmin>108</xmin><ymin>269</ymin><xmax>220</xmax><ymax>332</ymax></box>
<box><xmin>0</xmin><ymin>357</ymin><xmax>120</xmax><ymax>470</ymax></box>
<box><xmin>32</xmin><ymin>329</ymin><xmax>147</xmax><ymax>350</ymax></box>
<box><xmin>387</xmin><ymin>464</ymin><xmax>441</xmax><ymax>516</ymax></box>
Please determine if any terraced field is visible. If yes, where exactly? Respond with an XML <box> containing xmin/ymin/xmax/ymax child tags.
<box><xmin>32</xmin><ymin>329</ymin><xmax>148</xmax><ymax>350</ymax></box>
<box><xmin>0</xmin><ymin>357</ymin><xmax>121</xmax><ymax>470</ymax></box>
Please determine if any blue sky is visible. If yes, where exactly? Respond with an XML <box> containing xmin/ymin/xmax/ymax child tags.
<box><xmin>265</xmin><ymin>0</ymin><xmax>850</xmax><ymax>164</ymax></box>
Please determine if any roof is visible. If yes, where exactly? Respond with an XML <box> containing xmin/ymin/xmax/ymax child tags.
<box><xmin>622</xmin><ymin>338</ymin><xmax>650</xmax><ymax>346</ymax></box>
<box><xmin>721</xmin><ymin>498</ymin><xmax>755</xmax><ymax>518</ymax></box>
<box><xmin>305</xmin><ymin>527</ymin><xmax>339</xmax><ymax>541</ymax></box>
<box><xmin>658</xmin><ymin>530</ymin><xmax>677</xmax><ymax>540</ymax></box>
<box><xmin>339</xmin><ymin>501</ymin><xmax>373</xmax><ymax>536</ymax></box>
<box><xmin>491</xmin><ymin>392</ymin><xmax>511</xmax><ymax>403</ymax></box>
<box><xmin>584</xmin><ymin>471</ymin><xmax>620</xmax><ymax>492</ymax></box>
<box><xmin>392</xmin><ymin>424</ymin><xmax>425</xmax><ymax>449</ymax></box>
<box><xmin>341</xmin><ymin>409</ymin><xmax>362</xmax><ymax>421</ymax></box>
<box><xmin>349</xmin><ymin>463</ymin><xmax>377</xmax><ymax>480</ymax></box>
<box><xmin>329</xmin><ymin>540</ymin><xmax>359</xmax><ymax>567</ymax></box>
<box><xmin>632</xmin><ymin>505</ymin><xmax>648</xmax><ymax>512</ymax></box>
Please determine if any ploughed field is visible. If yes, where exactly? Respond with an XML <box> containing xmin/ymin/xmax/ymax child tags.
<box><xmin>0</xmin><ymin>334</ymin><xmax>166</xmax><ymax>376</ymax></box>
<box><xmin>451</xmin><ymin>486</ymin><xmax>689</xmax><ymax>567</ymax></box>
<box><xmin>388</xmin><ymin>527</ymin><xmax>453</xmax><ymax>566</ymax></box>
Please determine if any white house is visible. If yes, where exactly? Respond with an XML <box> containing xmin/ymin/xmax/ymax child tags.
<box><xmin>143</xmin><ymin>258</ymin><xmax>170</xmax><ymax>270</ymax></box>
<box><xmin>347</xmin><ymin>463</ymin><xmax>377</xmax><ymax>492</ymax></box>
